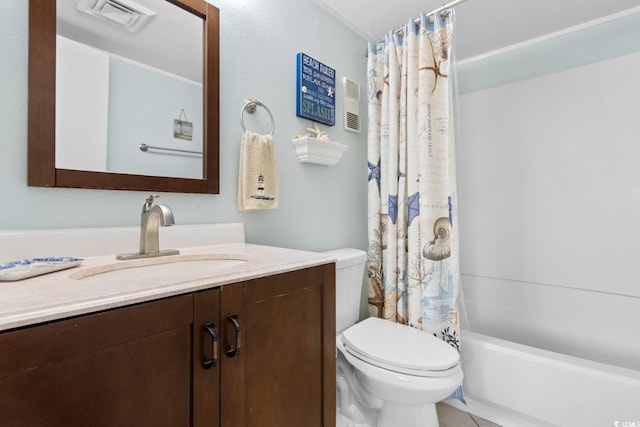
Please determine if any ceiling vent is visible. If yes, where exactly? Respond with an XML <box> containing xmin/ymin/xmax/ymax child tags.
<box><xmin>76</xmin><ymin>0</ymin><xmax>157</xmax><ymax>33</ymax></box>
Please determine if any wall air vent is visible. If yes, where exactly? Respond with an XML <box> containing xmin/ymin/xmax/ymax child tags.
<box><xmin>342</xmin><ymin>77</ymin><xmax>361</xmax><ymax>133</ymax></box>
<box><xmin>76</xmin><ymin>0</ymin><xmax>157</xmax><ymax>33</ymax></box>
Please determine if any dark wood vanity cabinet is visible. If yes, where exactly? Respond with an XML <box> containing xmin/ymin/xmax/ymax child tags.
<box><xmin>0</xmin><ymin>293</ymin><xmax>206</xmax><ymax>427</ymax></box>
<box><xmin>0</xmin><ymin>264</ymin><xmax>335</xmax><ymax>427</ymax></box>
<box><xmin>220</xmin><ymin>264</ymin><xmax>336</xmax><ymax>427</ymax></box>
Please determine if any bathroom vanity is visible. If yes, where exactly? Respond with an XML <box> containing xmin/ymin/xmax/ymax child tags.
<box><xmin>0</xmin><ymin>225</ymin><xmax>336</xmax><ymax>427</ymax></box>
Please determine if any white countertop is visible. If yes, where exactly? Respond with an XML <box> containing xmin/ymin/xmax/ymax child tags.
<box><xmin>0</xmin><ymin>243</ymin><xmax>334</xmax><ymax>332</ymax></box>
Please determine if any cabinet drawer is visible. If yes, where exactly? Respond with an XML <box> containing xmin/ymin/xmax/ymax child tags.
<box><xmin>0</xmin><ymin>294</ymin><xmax>193</xmax><ymax>377</ymax></box>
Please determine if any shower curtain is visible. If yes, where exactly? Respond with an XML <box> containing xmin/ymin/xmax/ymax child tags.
<box><xmin>366</xmin><ymin>10</ymin><xmax>463</xmax><ymax>401</ymax></box>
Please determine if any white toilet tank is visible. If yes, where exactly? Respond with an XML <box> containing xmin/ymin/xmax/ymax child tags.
<box><xmin>324</xmin><ymin>248</ymin><xmax>367</xmax><ymax>333</ymax></box>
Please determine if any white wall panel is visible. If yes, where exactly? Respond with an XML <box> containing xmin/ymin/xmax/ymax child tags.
<box><xmin>458</xmin><ymin>49</ymin><xmax>640</xmax><ymax>369</ymax></box>
<box><xmin>55</xmin><ymin>35</ymin><xmax>109</xmax><ymax>172</ymax></box>
<box><xmin>459</xmin><ymin>52</ymin><xmax>640</xmax><ymax>299</ymax></box>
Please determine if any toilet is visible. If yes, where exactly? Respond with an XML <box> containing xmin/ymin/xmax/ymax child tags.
<box><xmin>326</xmin><ymin>248</ymin><xmax>463</xmax><ymax>427</ymax></box>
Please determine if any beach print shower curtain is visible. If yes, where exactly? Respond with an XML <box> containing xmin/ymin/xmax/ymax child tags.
<box><xmin>366</xmin><ymin>11</ymin><xmax>463</xmax><ymax>400</ymax></box>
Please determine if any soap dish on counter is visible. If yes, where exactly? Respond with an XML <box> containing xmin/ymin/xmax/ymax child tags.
<box><xmin>0</xmin><ymin>257</ymin><xmax>83</xmax><ymax>281</ymax></box>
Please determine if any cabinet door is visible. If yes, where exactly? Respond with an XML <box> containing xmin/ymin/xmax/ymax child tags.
<box><xmin>220</xmin><ymin>264</ymin><xmax>336</xmax><ymax>427</ymax></box>
<box><xmin>0</xmin><ymin>295</ymin><xmax>194</xmax><ymax>426</ymax></box>
<box><xmin>193</xmin><ymin>288</ymin><xmax>222</xmax><ymax>427</ymax></box>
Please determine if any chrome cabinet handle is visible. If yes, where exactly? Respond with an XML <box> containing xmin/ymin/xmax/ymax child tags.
<box><xmin>225</xmin><ymin>314</ymin><xmax>241</xmax><ymax>357</ymax></box>
<box><xmin>202</xmin><ymin>322</ymin><xmax>219</xmax><ymax>369</ymax></box>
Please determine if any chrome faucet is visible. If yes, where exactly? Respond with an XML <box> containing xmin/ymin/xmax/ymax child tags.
<box><xmin>117</xmin><ymin>195</ymin><xmax>180</xmax><ymax>260</ymax></box>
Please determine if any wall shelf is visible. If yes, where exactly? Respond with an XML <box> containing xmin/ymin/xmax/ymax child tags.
<box><xmin>292</xmin><ymin>137</ymin><xmax>348</xmax><ymax>166</ymax></box>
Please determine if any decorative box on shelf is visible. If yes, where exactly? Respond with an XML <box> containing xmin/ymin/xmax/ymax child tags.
<box><xmin>292</xmin><ymin>137</ymin><xmax>348</xmax><ymax>166</ymax></box>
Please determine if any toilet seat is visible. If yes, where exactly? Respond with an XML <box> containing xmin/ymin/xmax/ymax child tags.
<box><xmin>341</xmin><ymin>317</ymin><xmax>459</xmax><ymax>378</ymax></box>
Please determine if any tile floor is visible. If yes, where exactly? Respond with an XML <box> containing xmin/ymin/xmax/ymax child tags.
<box><xmin>436</xmin><ymin>403</ymin><xmax>502</xmax><ymax>427</ymax></box>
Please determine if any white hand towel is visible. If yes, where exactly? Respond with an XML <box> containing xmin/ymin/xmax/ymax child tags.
<box><xmin>238</xmin><ymin>130</ymin><xmax>279</xmax><ymax>210</ymax></box>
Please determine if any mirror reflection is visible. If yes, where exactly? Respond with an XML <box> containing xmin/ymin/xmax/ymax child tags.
<box><xmin>55</xmin><ymin>0</ymin><xmax>203</xmax><ymax>179</ymax></box>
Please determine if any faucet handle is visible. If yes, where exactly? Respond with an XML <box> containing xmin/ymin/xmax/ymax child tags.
<box><xmin>143</xmin><ymin>194</ymin><xmax>160</xmax><ymax>212</ymax></box>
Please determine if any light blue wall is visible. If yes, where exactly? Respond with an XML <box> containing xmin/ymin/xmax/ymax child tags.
<box><xmin>0</xmin><ymin>0</ymin><xmax>368</xmax><ymax>252</ymax></box>
<box><xmin>456</xmin><ymin>9</ymin><xmax>640</xmax><ymax>94</ymax></box>
<box><xmin>107</xmin><ymin>58</ymin><xmax>203</xmax><ymax>179</ymax></box>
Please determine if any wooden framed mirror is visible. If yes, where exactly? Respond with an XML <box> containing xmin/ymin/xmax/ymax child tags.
<box><xmin>28</xmin><ymin>0</ymin><xmax>219</xmax><ymax>193</ymax></box>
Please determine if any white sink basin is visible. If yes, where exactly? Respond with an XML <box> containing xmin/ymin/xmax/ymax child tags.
<box><xmin>70</xmin><ymin>254</ymin><xmax>248</xmax><ymax>283</ymax></box>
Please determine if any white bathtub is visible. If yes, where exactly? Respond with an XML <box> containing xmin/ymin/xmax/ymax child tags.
<box><xmin>446</xmin><ymin>329</ymin><xmax>640</xmax><ymax>427</ymax></box>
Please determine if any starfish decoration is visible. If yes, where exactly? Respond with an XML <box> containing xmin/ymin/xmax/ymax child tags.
<box><xmin>388</xmin><ymin>194</ymin><xmax>398</xmax><ymax>225</ymax></box>
<box><xmin>306</xmin><ymin>122</ymin><xmax>329</xmax><ymax>140</ymax></box>
<box><xmin>408</xmin><ymin>192</ymin><xmax>420</xmax><ymax>226</ymax></box>
<box><xmin>368</xmin><ymin>159</ymin><xmax>381</xmax><ymax>191</ymax></box>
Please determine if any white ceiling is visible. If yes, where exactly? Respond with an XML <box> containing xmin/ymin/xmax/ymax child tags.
<box><xmin>312</xmin><ymin>0</ymin><xmax>640</xmax><ymax>60</ymax></box>
<box><xmin>56</xmin><ymin>0</ymin><xmax>640</xmax><ymax>75</ymax></box>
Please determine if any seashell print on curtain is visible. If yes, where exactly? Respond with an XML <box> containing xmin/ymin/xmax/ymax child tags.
<box><xmin>366</xmin><ymin>10</ymin><xmax>464</xmax><ymax>402</ymax></box>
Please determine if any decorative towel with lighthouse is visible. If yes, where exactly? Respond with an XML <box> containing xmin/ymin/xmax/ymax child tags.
<box><xmin>238</xmin><ymin>130</ymin><xmax>279</xmax><ymax>210</ymax></box>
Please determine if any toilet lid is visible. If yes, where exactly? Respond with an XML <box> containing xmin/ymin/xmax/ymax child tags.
<box><xmin>341</xmin><ymin>317</ymin><xmax>459</xmax><ymax>375</ymax></box>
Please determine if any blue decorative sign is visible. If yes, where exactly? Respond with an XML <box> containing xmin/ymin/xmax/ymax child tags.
<box><xmin>296</xmin><ymin>52</ymin><xmax>336</xmax><ymax>126</ymax></box>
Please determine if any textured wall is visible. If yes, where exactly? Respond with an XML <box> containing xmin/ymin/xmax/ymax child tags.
<box><xmin>0</xmin><ymin>0</ymin><xmax>368</xmax><ymax>253</ymax></box>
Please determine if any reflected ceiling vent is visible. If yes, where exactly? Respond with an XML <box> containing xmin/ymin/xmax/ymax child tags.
<box><xmin>76</xmin><ymin>0</ymin><xmax>157</xmax><ymax>33</ymax></box>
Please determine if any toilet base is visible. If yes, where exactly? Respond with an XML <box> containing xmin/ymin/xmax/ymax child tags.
<box><xmin>377</xmin><ymin>402</ymin><xmax>438</xmax><ymax>427</ymax></box>
<box><xmin>336</xmin><ymin>402</ymin><xmax>439</xmax><ymax>427</ymax></box>
<box><xmin>336</xmin><ymin>412</ymin><xmax>369</xmax><ymax>427</ymax></box>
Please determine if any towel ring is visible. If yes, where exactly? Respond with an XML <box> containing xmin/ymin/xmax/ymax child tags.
<box><xmin>240</xmin><ymin>99</ymin><xmax>275</xmax><ymax>136</ymax></box>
